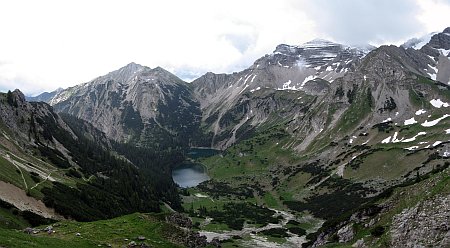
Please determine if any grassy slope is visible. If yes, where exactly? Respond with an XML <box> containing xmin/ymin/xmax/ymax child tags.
<box><xmin>0</xmin><ymin>213</ymin><xmax>183</xmax><ymax>248</ymax></box>
<box><xmin>200</xmin><ymin>122</ymin><xmax>301</xmax><ymax>207</ymax></box>
<box><xmin>0</xmin><ymin>207</ymin><xmax>30</xmax><ymax>230</ymax></box>
<box><xmin>0</xmin><ymin>125</ymin><xmax>81</xmax><ymax>196</ymax></box>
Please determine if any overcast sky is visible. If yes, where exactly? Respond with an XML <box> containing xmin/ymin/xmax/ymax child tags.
<box><xmin>1</xmin><ymin>0</ymin><xmax>449</xmax><ymax>96</ymax></box>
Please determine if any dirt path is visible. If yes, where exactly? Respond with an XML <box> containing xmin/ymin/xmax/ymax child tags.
<box><xmin>5</xmin><ymin>154</ymin><xmax>28</xmax><ymax>190</ymax></box>
<box><xmin>30</xmin><ymin>172</ymin><xmax>53</xmax><ymax>190</ymax></box>
<box><xmin>2</xmin><ymin>151</ymin><xmax>57</xmax><ymax>183</ymax></box>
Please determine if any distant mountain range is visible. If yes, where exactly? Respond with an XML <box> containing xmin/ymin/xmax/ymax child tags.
<box><xmin>3</xmin><ymin>27</ymin><xmax>449</xmax><ymax>247</ymax></box>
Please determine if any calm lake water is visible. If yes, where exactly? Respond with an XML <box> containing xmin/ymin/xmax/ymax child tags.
<box><xmin>171</xmin><ymin>148</ymin><xmax>219</xmax><ymax>188</ymax></box>
<box><xmin>172</xmin><ymin>162</ymin><xmax>210</xmax><ymax>188</ymax></box>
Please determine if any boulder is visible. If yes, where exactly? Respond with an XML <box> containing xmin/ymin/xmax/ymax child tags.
<box><xmin>23</xmin><ymin>227</ymin><xmax>33</xmax><ymax>234</ymax></box>
<box><xmin>337</xmin><ymin>224</ymin><xmax>354</xmax><ymax>243</ymax></box>
<box><xmin>166</xmin><ymin>212</ymin><xmax>193</xmax><ymax>229</ymax></box>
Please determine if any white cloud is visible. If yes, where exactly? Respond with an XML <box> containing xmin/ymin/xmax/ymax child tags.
<box><xmin>417</xmin><ymin>0</ymin><xmax>450</xmax><ymax>33</ymax></box>
<box><xmin>298</xmin><ymin>0</ymin><xmax>427</xmax><ymax>45</ymax></box>
<box><xmin>0</xmin><ymin>0</ymin><xmax>317</xmax><ymax>95</ymax></box>
<box><xmin>0</xmin><ymin>0</ymin><xmax>448</xmax><ymax>95</ymax></box>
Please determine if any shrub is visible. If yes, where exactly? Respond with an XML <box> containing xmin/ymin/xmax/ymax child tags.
<box><xmin>370</xmin><ymin>226</ymin><xmax>385</xmax><ymax>237</ymax></box>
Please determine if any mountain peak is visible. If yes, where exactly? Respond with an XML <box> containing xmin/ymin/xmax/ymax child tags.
<box><xmin>299</xmin><ymin>38</ymin><xmax>342</xmax><ymax>49</ymax></box>
<box><xmin>12</xmin><ymin>89</ymin><xmax>26</xmax><ymax>101</ymax></box>
<box><xmin>119</xmin><ymin>62</ymin><xmax>146</xmax><ymax>72</ymax></box>
<box><xmin>273</xmin><ymin>39</ymin><xmax>339</xmax><ymax>54</ymax></box>
<box><xmin>443</xmin><ymin>27</ymin><xmax>450</xmax><ymax>34</ymax></box>
<box><xmin>104</xmin><ymin>62</ymin><xmax>148</xmax><ymax>84</ymax></box>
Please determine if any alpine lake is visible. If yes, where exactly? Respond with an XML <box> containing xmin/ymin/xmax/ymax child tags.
<box><xmin>171</xmin><ymin>148</ymin><xmax>220</xmax><ymax>188</ymax></box>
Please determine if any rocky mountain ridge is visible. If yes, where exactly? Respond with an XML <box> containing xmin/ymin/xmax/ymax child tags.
<box><xmin>34</xmin><ymin>63</ymin><xmax>203</xmax><ymax>147</ymax></box>
<box><xmin>27</xmin><ymin>28</ymin><xmax>450</xmax><ymax>169</ymax></box>
<box><xmin>190</xmin><ymin>38</ymin><xmax>374</xmax><ymax>148</ymax></box>
<box><xmin>411</xmin><ymin>27</ymin><xmax>450</xmax><ymax>84</ymax></box>
<box><xmin>5</xmin><ymin>27</ymin><xmax>450</xmax><ymax>247</ymax></box>
<box><xmin>29</xmin><ymin>29</ymin><xmax>450</xmax><ymax>152</ymax></box>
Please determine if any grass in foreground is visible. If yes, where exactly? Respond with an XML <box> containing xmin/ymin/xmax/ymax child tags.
<box><xmin>0</xmin><ymin>213</ymin><xmax>183</xmax><ymax>248</ymax></box>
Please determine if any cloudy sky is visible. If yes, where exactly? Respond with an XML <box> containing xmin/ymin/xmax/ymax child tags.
<box><xmin>1</xmin><ymin>0</ymin><xmax>449</xmax><ymax>96</ymax></box>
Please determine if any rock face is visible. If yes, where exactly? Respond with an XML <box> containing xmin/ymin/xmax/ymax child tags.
<box><xmin>198</xmin><ymin>41</ymin><xmax>448</xmax><ymax>153</ymax></box>
<box><xmin>45</xmin><ymin>63</ymin><xmax>203</xmax><ymax>147</ymax></box>
<box><xmin>0</xmin><ymin>89</ymin><xmax>75</xmax><ymax>147</ymax></box>
<box><xmin>337</xmin><ymin>224</ymin><xmax>354</xmax><ymax>243</ymax></box>
<box><xmin>390</xmin><ymin>195</ymin><xmax>450</xmax><ymax>247</ymax></box>
<box><xmin>416</xmin><ymin>27</ymin><xmax>450</xmax><ymax>84</ymax></box>
<box><xmin>30</xmin><ymin>30</ymin><xmax>450</xmax><ymax>151</ymax></box>
<box><xmin>190</xmin><ymin>39</ymin><xmax>373</xmax><ymax>148</ymax></box>
<box><xmin>188</xmin><ymin>31</ymin><xmax>448</xmax><ymax>150</ymax></box>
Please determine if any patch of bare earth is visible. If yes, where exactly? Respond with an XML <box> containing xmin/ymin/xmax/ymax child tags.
<box><xmin>0</xmin><ymin>181</ymin><xmax>63</xmax><ymax>220</ymax></box>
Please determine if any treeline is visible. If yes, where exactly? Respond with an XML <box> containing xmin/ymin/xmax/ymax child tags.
<box><xmin>283</xmin><ymin>177</ymin><xmax>372</xmax><ymax>220</ymax></box>
<box><xmin>31</xmin><ymin>111</ymin><xmax>184</xmax><ymax>221</ymax></box>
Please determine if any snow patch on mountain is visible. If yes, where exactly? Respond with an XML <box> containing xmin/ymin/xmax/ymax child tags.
<box><xmin>432</xmin><ymin>141</ymin><xmax>442</xmax><ymax>147</ymax></box>
<box><xmin>301</xmin><ymin>76</ymin><xmax>316</xmax><ymax>87</ymax></box>
<box><xmin>279</xmin><ymin>80</ymin><xmax>299</xmax><ymax>91</ymax></box>
<box><xmin>382</xmin><ymin>132</ymin><xmax>427</xmax><ymax>144</ymax></box>
<box><xmin>415</xmin><ymin>109</ymin><xmax>426</xmax><ymax>115</ymax></box>
<box><xmin>382</xmin><ymin>118</ymin><xmax>392</xmax><ymax>123</ymax></box>
<box><xmin>402</xmin><ymin>132</ymin><xmax>427</xmax><ymax>143</ymax></box>
<box><xmin>430</xmin><ymin>99</ymin><xmax>449</xmax><ymax>108</ymax></box>
<box><xmin>381</xmin><ymin>136</ymin><xmax>391</xmax><ymax>144</ymax></box>
<box><xmin>422</xmin><ymin>114</ymin><xmax>450</xmax><ymax>127</ymax></box>
<box><xmin>405</xmin><ymin>146</ymin><xmax>419</xmax><ymax>151</ymax></box>
<box><xmin>404</xmin><ymin>117</ymin><xmax>417</xmax><ymax>125</ymax></box>
<box><xmin>239</xmin><ymin>84</ymin><xmax>250</xmax><ymax>94</ymax></box>
<box><xmin>438</xmin><ymin>49</ymin><xmax>450</xmax><ymax>57</ymax></box>
<box><xmin>427</xmin><ymin>67</ymin><xmax>437</xmax><ymax>80</ymax></box>
<box><xmin>250</xmin><ymin>87</ymin><xmax>261</xmax><ymax>93</ymax></box>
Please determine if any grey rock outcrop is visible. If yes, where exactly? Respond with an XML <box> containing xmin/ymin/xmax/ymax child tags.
<box><xmin>166</xmin><ymin>212</ymin><xmax>193</xmax><ymax>229</ymax></box>
<box><xmin>0</xmin><ymin>89</ymin><xmax>76</xmax><ymax>148</ymax></box>
<box><xmin>418</xmin><ymin>27</ymin><xmax>450</xmax><ymax>84</ymax></box>
<box><xmin>185</xmin><ymin>232</ymin><xmax>208</xmax><ymax>248</ymax></box>
<box><xmin>337</xmin><ymin>224</ymin><xmax>354</xmax><ymax>243</ymax></box>
<box><xmin>390</xmin><ymin>195</ymin><xmax>450</xmax><ymax>247</ymax></box>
